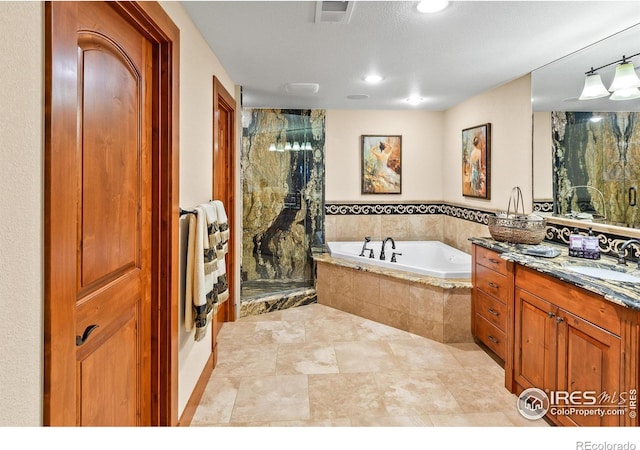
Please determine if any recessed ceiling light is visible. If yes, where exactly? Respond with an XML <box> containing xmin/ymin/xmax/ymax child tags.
<box><xmin>347</xmin><ymin>94</ymin><xmax>369</xmax><ymax>100</ymax></box>
<box><xmin>417</xmin><ymin>0</ymin><xmax>449</xmax><ymax>14</ymax></box>
<box><xmin>364</xmin><ymin>74</ymin><xmax>383</xmax><ymax>83</ymax></box>
<box><xmin>405</xmin><ymin>96</ymin><xmax>424</xmax><ymax>105</ymax></box>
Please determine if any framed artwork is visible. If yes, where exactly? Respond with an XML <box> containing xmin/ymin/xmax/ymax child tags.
<box><xmin>361</xmin><ymin>135</ymin><xmax>402</xmax><ymax>194</ymax></box>
<box><xmin>462</xmin><ymin>123</ymin><xmax>491</xmax><ymax>199</ymax></box>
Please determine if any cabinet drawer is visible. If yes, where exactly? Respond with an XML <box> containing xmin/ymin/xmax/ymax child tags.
<box><xmin>475</xmin><ymin>264</ymin><xmax>510</xmax><ymax>304</ymax></box>
<box><xmin>474</xmin><ymin>313</ymin><xmax>506</xmax><ymax>360</ymax></box>
<box><xmin>475</xmin><ymin>246</ymin><xmax>508</xmax><ymax>275</ymax></box>
<box><xmin>474</xmin><ymin>290</ymin><xmax>507</xmax><ymax>331</ymax></box>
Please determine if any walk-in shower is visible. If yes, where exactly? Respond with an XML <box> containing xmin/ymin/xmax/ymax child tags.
<box><xmin>240</xmin><ymin>109</ymin><xmax>325</xmax><ymax>315</ymax></box>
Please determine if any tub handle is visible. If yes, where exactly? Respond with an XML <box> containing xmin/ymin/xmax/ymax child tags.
<box><xmin>487</xmin><ymin>308</ymin><xmax>499</xmax><ymax>316</ymax></box>
<box><xmin>390</xmin><ymin>252</ymin><xmax>402</xmax><ymax>263</ymax></box>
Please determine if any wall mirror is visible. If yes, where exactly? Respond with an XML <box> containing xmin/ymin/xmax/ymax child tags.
<box><xmin>532</xmin><ymin>22</ymin><xmax>640</xmax><ymax>231</ymax></box>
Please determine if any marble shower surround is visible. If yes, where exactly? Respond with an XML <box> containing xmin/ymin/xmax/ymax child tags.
<box><xmin>241</xmin><ymin>109</ymin><xmax>325</xmax><ymax>285</ymax></box>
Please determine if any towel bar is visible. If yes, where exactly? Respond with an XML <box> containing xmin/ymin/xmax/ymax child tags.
<box><xmin>180</xmin><ymin>208</ymin><xmax>196</xmax><ymax>216</ymax></box>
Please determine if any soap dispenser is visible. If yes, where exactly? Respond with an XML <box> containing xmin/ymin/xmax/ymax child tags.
<box><xmin>569</xmin><ymin>228</ymin><xmax>584</xmax><ymax>258</ymax></box>
<box><xmin>583</xmin><ymin>227</ymin><xmax>601</xmax><ymax>260</ymax></box>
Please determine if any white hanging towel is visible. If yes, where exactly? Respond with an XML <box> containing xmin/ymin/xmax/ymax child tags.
<box><xmin>212</xmin><ymin>200</ymin><xmax>229</xmax><ymax>255</ymax></box>
<box><xmin>211</xmin><ymin>200</ymin><xmax>230</xmax><ymax>303</ymax></box>
<box><xmin>185</xmin><ymin>205</ymin><xmax>218</xmax><ymax>342</ymax></box>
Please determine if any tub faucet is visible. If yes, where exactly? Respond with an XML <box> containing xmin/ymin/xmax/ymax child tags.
<box><xmin>359</xmin><ymin>236</ymin><xmax>372</xmax><ymax>257</ymax></box>
<box><xmin>380</xmin><ymin>237</ymin><xmax>396</xmax><ymax>261</ymax></box>
<box><xmin>617</xmin><ymin>239</ymin><xmax>640</xmax><ymax>268</ymax></box>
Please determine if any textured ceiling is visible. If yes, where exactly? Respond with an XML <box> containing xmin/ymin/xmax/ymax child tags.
<box><xmin>182</xmin><ymin>1</ymin><xmax>640</xmax><ymax>111</ymax></box>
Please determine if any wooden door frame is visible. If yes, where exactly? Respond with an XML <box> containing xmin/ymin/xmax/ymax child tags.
<box><xmin>44</xmin><ymin>1</ymin><xmax>180</xmax><ymax>426</ymax></box>
<box><xmin>213</xmin><ymin>76</ymin><xmax>236</xmax><ymax>322</ymax></box>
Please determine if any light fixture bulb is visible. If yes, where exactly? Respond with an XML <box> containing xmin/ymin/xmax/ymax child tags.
<box><xmin>405</xmin><ymin>96</ymin><xmax>424</xmax><ymax>105</ymax></box>
<box><xmin>578</xmin><ymin>73</ymin><xmax>609</xmax><ymax>100</ymax></box>
<box><xmin>417</xmin><ymin>0</ymin><xmax>449</xmax><ymax>13</ymax></box>
<box><xmin>608</xmin><ymin>61</ymin><xmax>640</xmax><ymax>91</ymax></box>
<box><xmin>269</xmin><ymin>143</ymin><xmax>277</xmax><ymax>151</ymax></box>
<box><xmin>364</xmin><ymin>74</ymin><xmax>383</xmax><ymax>83</ymax></box>
<box><xmin>293</xmin><ymin>142</ymin><xmax>301</xmax><ymax>151</ymax></box>
<box><xmin>609</xmin><ymin>87</ymin><xmax>640</xmax><ymax>101</ymax></box>
<box><xmin>284</xmin><ymin>142</ymin><xmax>292</xmax><ymax>151</ymax></box>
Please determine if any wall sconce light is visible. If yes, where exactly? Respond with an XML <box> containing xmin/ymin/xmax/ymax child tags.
<box><xmin>579</xmin><ymin>53</ymin><xmax>640</xmax><ymax>101</ymax></box>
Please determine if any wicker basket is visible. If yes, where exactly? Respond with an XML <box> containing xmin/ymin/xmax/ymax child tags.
<box><xmin>487</xmin><ymin>187</ymin><xmax>547</xmax><ymax>245</ymax></box>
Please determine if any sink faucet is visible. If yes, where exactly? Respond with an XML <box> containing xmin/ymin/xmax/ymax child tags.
<box><xmin>380</xmin><ymin>237</ymin><xmax>396</xmax><ymax>261</ymax></box>
<box><xmin>617</xmin><ymin>239</ymin><xmax>640</xmax><ymax>268</ymax></box>
<box><xmin>359</xmin><ymin>236</ymin><xmax>372</xmax><ymax>257</ymax></box>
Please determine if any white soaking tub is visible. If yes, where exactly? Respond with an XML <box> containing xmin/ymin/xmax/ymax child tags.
<box><xmin>326</xmin><ymin>240</ymin><xmax>471</xmax><ymax>279</ymax></box>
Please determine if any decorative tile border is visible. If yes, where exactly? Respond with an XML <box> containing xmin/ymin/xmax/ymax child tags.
<box><xmin>545</xmin><ymin>222</ymin><xmax>639</xmax><ymax>262</ymax></box>
<box><xmin>325</xmin><ymin>202</ymin><xmax>491</xmax><ymax>225</ymax></box>
<box><xmin>325</xmin><ymin>201</ymin><xmax>639</xmax><ymax>261</ymax></box>
<box><xmin>533</xmin><ymin>200</ymin><xmax>554</xmax><ymax>213</ymax></box>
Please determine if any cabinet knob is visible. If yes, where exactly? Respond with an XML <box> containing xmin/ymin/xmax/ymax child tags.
<box><xmin>547</xmin><ymin>311</ymin><xmax>556</xmax><ymax>318</ymax></box>
<box><xmin>556</xmin><ymin>316</ymin><xmax>564</xmax><ymax>323</ymax></box>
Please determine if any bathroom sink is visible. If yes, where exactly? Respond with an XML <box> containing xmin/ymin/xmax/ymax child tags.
<box><xmin>565</xmin><ymin>266</ymin><xmax>640</xmax><ymax>283</ymax></box>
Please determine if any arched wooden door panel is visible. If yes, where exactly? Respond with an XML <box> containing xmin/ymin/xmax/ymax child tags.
<box><xmin>45</xmin><ymin>1</ymin><xmax>180</xmax><ymax>426</ymax></box>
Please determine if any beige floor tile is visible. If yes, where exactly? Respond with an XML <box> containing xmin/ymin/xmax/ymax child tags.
<box><xmin>192</xmin><ymin>303</ymin><xmax>546</xmax><ymax>428</ymax></box>
<box><xmin>190</xmin><ymin>375</ymin><xmax>241</xmax><ymax>425</ymax></box>
<box><xmin>213</xmin><ymin>343</ymin><xmax>278</xmax><ymax>377</ymax></box>
<box><xmin>435</xmin><ymin>367</ymin><xmax>518</xmax><ymax>413</ymax></box>
<box><xmin>308</xmin><ymin>372</ymin><xmax>388</xmax><ymax>420</ymax></box>
<box><xmin>375</xmin><ymin>370</ymin><xmax>463</xmax><ymax>415</ymax></box>
<box><xmin>252</xmin><ymin>320</ymin><xmax>307</xmax><ymax>344</ymax></box>
<box><xmin>276</xmin><ymin>342</ymin><xmax>340</xmax><ymax>375</ymax></box>
<box><xmin>387</xmin><ymin>338</ymin><xmax>463</xmax><ymax>371</ymax></box>
<box><xmin>304</xmin><ymin>317</ymin><xmax>359</xmax><ymax>342</ymax></box>
<box><xmin>231</xmin><ymin>375</ymin><xmax>310</xmax><ymax>423</ymax></box>
<box><xmin>333</xmin><ymin>341</ymin><xmax>400</xmax><ymax>373</ymax></box>
<box><xmin>350</xmin><ymin>415</ymin><xmax>434</xmax><ymax>426</ymax></box>
<box><xmin>428</xmin><ymin>411</ymin><xmax>516</xmax><ymax>426</ymax></box>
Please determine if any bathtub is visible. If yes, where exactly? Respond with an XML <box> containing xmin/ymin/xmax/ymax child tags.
<box><xmin>326</xmin><ymin>240</ymin><xmax>471</xmax><ymax>279</ymax></box>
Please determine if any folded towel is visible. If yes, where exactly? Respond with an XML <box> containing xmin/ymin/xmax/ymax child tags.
<box><xmin>185</xmin><ymin>206</ymin><xmax>218</xmax><ymax>342</ymax></box>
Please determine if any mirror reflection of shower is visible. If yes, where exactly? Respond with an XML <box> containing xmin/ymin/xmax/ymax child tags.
<box><xmin>240</xmin><ymin>109</ymin><xmax>325</xmax><ymax>312</ymax></box>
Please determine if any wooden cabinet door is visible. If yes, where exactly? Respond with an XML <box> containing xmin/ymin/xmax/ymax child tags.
<box><xmin>48</xmin><ymin>1</ymin><xmax>153</xmax><ymax>425</ymax></box>
<box><xmin>555</xmin><ymin>309</ymin><xmax>622</xmax><ymax>427</ymax></box>
<box><xmin>514</xmin><ymin>288</ymin><xmax>557</xmax><ymax>393</ymax></box>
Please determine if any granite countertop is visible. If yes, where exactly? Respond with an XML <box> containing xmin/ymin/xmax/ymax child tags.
<box><xmin>470</xmin><ymin>237</ymin><xmax>640</xmax><ymax>311</ymax></box>
<box><xmin>313</xmin><ymin>253</ymin><xmax>472</xmax><ymax>290</ymax></box>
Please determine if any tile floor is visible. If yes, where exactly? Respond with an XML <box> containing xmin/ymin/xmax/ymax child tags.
<box><xmin>190</xmin><ymin>303</ymin><xmax>550</xmax><ymax>427</ymax></box>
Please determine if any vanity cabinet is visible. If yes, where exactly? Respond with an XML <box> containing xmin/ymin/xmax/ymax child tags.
<box><xmin>514</xmin><ymin>265</ymin><xmax>636</xmax><ymax>427</ymax></box>
<box><xmin>471</xmin><ymin>245</ymin><xmax>514</xmax><ymax>390</ymax></box>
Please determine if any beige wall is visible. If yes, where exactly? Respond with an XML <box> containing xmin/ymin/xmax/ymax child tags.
<box><xmin>325</xmin><ymin>110</ymin><xmax>444</xmax><ymax>202</ymax></box>
<box><xmin>158</xmin><ymin>1</ymin><xmax>236</xmax><ymax>418</ymax></box>
<box><xmin>443</xmin><ymin>74</ymin><xmax>533</xmax><ymax>211</ymax></box>
<box><xmin>0</xmin><ymin>1</ymin><xmax>44</xmax><ymax>426</ymax></box>
<box><xmin>0</xmin><ymin>1</ymin><xmax>236</xmax><ymax>425</ymax></box>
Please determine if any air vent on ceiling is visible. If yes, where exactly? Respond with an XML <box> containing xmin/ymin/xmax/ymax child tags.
<box><xmin>315</xmin><ymin>1</ymin><xmax>355</xmax><ymax>24</ymax></box>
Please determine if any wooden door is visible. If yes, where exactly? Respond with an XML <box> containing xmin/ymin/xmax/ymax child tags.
<box><xmin>556</xmin><ymin>309</ymin><xmax>622</xmax><ymax>426</ymax></box>
<box><xmin>213</xmin><ymin>77</ymin><xmax>236</xmax><ymax>323</ymax></box>
<box><xmin>45</xmin><ymin>1</ymin><xmax>165</xmax><ymax>426</ymax></box>
<box><xmin>514</xmin><ymin>287</ymin><xmax>557</xmax><ymax>393</ymax></box>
